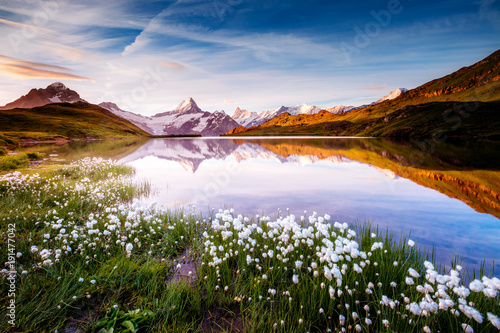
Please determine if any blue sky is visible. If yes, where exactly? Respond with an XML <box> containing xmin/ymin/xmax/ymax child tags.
<box><xmin>0</xmin><ymin>0</ymin><xmax>498</xmax><ymax>116</ymax></box>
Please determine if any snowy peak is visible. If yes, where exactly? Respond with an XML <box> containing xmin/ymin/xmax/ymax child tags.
<box><xmin>232</xmin><ymin>107</ymin><xmax>261</xmax><ymax>127</ymax></box>
<box><xmin>377</xmin><ymin>88</ymin><xmax>408</xmax><ymax>103</ymax></box>
<box><xmin>232</xmin><ymin>107</ymin><xmax>251</xmax><ymax>119</ymax></box>
<box><xmin>173</xmin><ymin>97</ymin><xmax>202</xmax><ymax>114</ymax></box>
<box><xmin>273</xmin><ymin>103</ymin><xmax>322</xmax><ymax>116</ymax></box>
<box><xmin>231</xmin><ymin>102</ymin><xmax>324</xmax><ymax>127</ymax></box>
<box><xmin>47</xmin><ymin>82</ymin><xmax>67</xmax><ymax>91</ymax></box>
<box><xmin>102</xmin><ymin>98</ymin><xmax>239</xmax><ymax>136</ymax></box>
<box><xmin>324</xmin><ymin>105</ymin><xmax>355</xmax><ymax>114</ymax></box>
<box><xmin>0</xmin><ymin>82</ymin><xmax>85</xmax><ymax>110</ymax></box>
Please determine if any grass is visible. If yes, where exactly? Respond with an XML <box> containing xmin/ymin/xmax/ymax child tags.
<box><xmin>0</xmin><ymin>151</ymin><xmax>43</xmax><ymax>172</ymax></box>
<box><xmin>0</xmin><ymin>102</ymin><xmax>150</xmax><ymax>146</ymax></box>
<box><xmin>0</xmin><ymin>154</ymin><xmax>30</xmax><ymax>172</ymax></box>
<box><xmin>0</xmin><ymin>159</ymin><xmax>499</xmax><ymax>332</ymax></box>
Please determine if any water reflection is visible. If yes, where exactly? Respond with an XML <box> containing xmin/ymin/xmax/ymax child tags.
<box><xmin>118</xmin><ymin>137</ymin><xmax>500</xmax><ymax>274</ymax></box>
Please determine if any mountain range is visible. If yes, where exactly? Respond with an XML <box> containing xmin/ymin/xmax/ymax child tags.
<box><xmin>230</xmin><ymin>88</ymin><xmax>408</xmax><ymax>127</ymax></box>
<box><xmin>226</xmin><ymin>50</ymin><xmax>500</xmax><ymax>138</ymax></box>
<box><xmin>0</xmin><ymin>49</ymin><xmax>499</xmax><ymax>143</ymax></box>
<box><xmin>0</xmin><ymin>81</ymin><xmax>407</xmax><ymax>139</ymax></box>
<box><xmin>99</xmin><ymin>98</ymin><xmax>239</xmax><ymax>136</ymax></box>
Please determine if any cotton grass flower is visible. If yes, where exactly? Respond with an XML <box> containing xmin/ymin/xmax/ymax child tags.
<box><xmin>405</xmin><ymin>277</ymin><xmax>415</xmax><ymax>285</ymax></box>
<box><xmin>488</xmin><ymin>313</ymin><xmax>500</xmax><ymax>329</ymax></box>
<box><xmin>461</xmin><ymin>324</ymin><xmax>474</xmax><ymax>333</ymax></box>
<box><xmin>408</xmin><ymin>268</ymin><xmax>420</xmax><ymax>278</ymax></box>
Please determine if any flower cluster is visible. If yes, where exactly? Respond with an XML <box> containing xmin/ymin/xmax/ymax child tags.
<box><xmin>200</xmin><ymin>209</ymin><xmax>500</xmax><ymax>332</ymax></box>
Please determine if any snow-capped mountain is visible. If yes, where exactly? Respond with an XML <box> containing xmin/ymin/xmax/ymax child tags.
<box><xmin>231</xmin><ymin>107</ymin><xmax>261</xmax><ymax>127</ymax></box>
<box><xmin>376</xmin><ymin>88</ymin><xmax>408</xmax><ymax>103</ymax></box>
<box><xmin>232</xmin><ymin>103</ymin><xmax>323</xmax><ymax>127</ymax></box>
<box><xmin>324</xmin><ymin>105</ymin><xmax>355</xmax><ymax>114</ymax></box>
<box><xmin>328</xmin><ymin>88</ymin><xmax>409</xmax><ymax>113</ymax></box>
<box><xmin>231</xmin><ymin>92</ymin><xmax>406</xmax><ymax>128</ymax></box>
<box><xmin>154</xmin><ymin>97</ymin><xmax>203</xmax><ymax>116</ymax></box>
<box><xmin>0</xmin><ymin>82</ymin><xmax>86</xmax><ymax>110</ymax></box>
<box><xmin>100</xmin><ymin>97</ymin><xmax>240</xmax><ymax>136</ymax></box>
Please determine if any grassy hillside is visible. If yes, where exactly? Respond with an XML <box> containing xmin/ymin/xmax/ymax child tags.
<box><xmin>226</xmin><ymin>100</ymin><xmax>500</xmax><ymax>139</ymax></box>
<box><xmin>226</xmin><ymin>49</ymin><xmax>500</xmax><ymax>138</ymax></box>
<box><xmin>0</xmin><ymin>102</ymin><xmax>150</xmax><ymax>145</ymax></box>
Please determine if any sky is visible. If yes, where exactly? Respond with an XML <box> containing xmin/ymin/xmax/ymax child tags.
<box><xmin>0</xmin><ymin>0</ymin><xmax>498</xmax><ymax>116</ymax></box>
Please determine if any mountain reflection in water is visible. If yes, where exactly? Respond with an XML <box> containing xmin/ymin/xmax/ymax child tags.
<box><xmin>118</xmin><ymin>137</ymin><xmax>500</xmax><ymax>274</ymax></box>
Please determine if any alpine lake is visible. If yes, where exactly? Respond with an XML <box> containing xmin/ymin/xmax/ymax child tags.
<box><xmin>21</xmin><ymin>136</ymin><xmax>500</xmax><ymax>276</ymax></box>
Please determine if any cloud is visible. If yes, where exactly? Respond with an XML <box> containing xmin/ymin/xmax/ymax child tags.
<box><xmin>0</xmin><ymin>64</ymin><xmax>93</xmax><ymax>81</ymax></box>
<box><xmin>0</xmin><ymin>18</ymin><xmax>55</xmax><ymax>34</ymax></box>
<box><xmin>121</xmin><ymin>4</ymin><xmax>347</xmax><ymax>66</ymax></box>
<box><xmin>359</xmin><ymin>86</ymin><xmax>385</xmax><ymax>91</ymax></box>
<box><xmin>39</xmin><ymin>42</ymin><xmax>90</xmax><ymax>62</ymax></box>
<box><xmin>159</xmin><ymin>61</ymin><xmax>185</xmax><ymax>70</ymax></box>
<box><xmin>0</xmin><ymin>54</ymin><xmax>71</xmax><ymax>71</ymax></box>
<box><xmin>0</xmin><ymin>1</ymin><xmax>148</xmax><ymax>30</ymax></box>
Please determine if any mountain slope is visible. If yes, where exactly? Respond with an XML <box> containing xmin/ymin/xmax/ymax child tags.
<box><xmin>0</xmin><ymin>102</ymin><xmax>149</xmax><ymax>143</ymax></box>
<box><xmin>98</xmin><ymin>102</ymin><xmax>155</xmax><ymax>134</ymax></box>
<box><xmin>226</xmin><ymin>49</ymin><xmax>500</xmax><ymax>138</ymax></box>
<box><xmin>0</xmin><ymin>82</ymin><xmax>86</xmax><ymax>110</ymax></box>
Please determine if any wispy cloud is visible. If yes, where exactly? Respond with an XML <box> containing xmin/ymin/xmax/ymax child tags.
<box><xmin>0</xmin><ymin>54</ymin><xmax>70</xmax><ymax>71</ymax></box>
<box><xmin>0</xmin><ymin>55</ymin><xmax>92</xmax><ymax>81</ymax></box>
<box><xmin>359</xmin><ymin>86</ymin><xmax>385</xmax><ymax>91</ymax></box>
<box><xmin>0</xmin><ymin>1</ymin><xmax>149</xmax><ymax>30</ymax></box>
<box><xmin>159</xmin><ymin>61</ymin><xmax>185</xmax><ymax>70</ymax></box>
<box><xmin>121</xmin><ymin>1</ymin><xmax>347</xmax><ymax>66</ymax></box>
<box><xmin>39</xmin><ymin>42</ymin><xmax>90</xmax><ymax>62</ymax></box>
<box><xmin>0</xmin><ymin>18</ymin><xmax>55</xmax><ymax>34</ymax></box>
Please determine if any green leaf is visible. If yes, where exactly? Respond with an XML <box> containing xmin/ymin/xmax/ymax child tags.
<box><xmin>122</xmin><ymin>320</ymin><xmax>136</xmax><ymax>332</ymax></box>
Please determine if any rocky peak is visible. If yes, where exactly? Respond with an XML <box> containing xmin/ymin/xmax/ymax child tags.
<box><xmin>174</xmin><ymin>97</ymin><xmax>202</xmax><ymax>114</ymax></box>
<box><xmin>0</xmin><ymin>81</ymin><xmax>85</xmax><ymax>110</ymax></box>
<box><xmin>46</xmin><ymin>82</ymin><xmax>67</xmax><ymax>91</ymax></box>
<box><xmin>232</xmin><ymin>107</ymin><xmax>251</xmax><ymax>119</ymax></box>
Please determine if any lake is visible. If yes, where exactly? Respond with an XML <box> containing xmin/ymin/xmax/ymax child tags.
<box><xmin>29</xmin><ymin>137</ymin><xmax>500</xmax><ymax>275</ymax></box>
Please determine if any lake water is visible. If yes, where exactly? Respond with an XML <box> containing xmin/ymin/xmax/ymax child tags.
<box><xmin>31</xmin><ymin>137</ymin><xmax>500</xmax><ymax>275</ymax></box>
